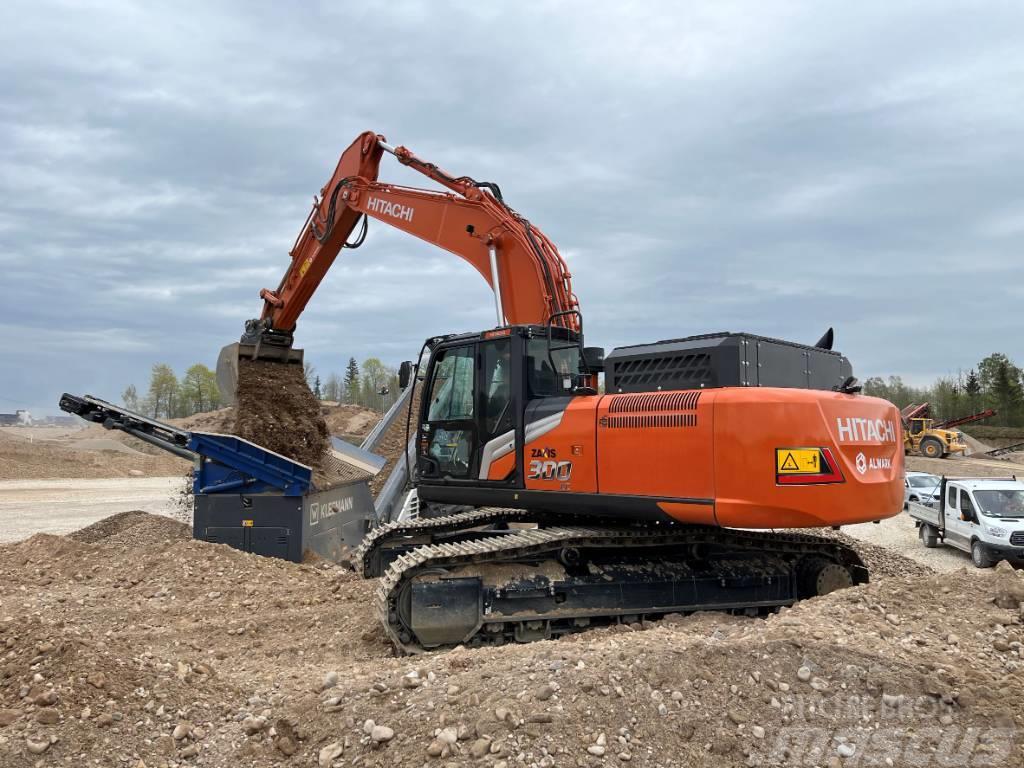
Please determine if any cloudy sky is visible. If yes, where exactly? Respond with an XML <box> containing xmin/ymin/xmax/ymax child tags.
<box><xmin>2</xmin><ymin>0</ymin><xmax>1023</xmax><ymax>415</ymax></box>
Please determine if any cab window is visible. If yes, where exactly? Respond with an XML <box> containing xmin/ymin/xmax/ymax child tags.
<box><xmin>428</xmin><ymin>346</ymin><xmax>475</xmax><ymax>421</ymax></box>
<box><xmin>960</xmin><ymin>490</ymin><xmax>977</xmax><ymax>520</ymax></box>
<box><xmin>946</xmin><ymin>486</ymin><xmax>957</xmax><ymax>509</ymax></box>
<box><xmin>527</xmin><ymin>339</ymin><xmax>580</xmax><ymax>397</ymax></box>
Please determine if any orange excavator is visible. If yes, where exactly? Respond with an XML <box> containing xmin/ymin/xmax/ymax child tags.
<box><xmin>219</xmin><ymin>131</ymin><xmax>904</xmax><ymax>652</ymax></box>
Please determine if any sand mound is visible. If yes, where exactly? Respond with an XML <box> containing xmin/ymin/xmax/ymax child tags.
<box><xmin>962</xmin><ymin>433</ymin><xmax>993</xmax><ymax>456</ymax></box>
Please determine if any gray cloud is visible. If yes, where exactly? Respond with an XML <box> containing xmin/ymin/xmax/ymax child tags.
<box><xmin>2</xmin><ymin>0</ymin><xmax>1023</xmax><ymax>414</ymax></box>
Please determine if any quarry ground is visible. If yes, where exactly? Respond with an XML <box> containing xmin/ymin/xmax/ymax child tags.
<box><xmin>1</xmin><ymin>425</ymin><xmax>1023</xmax><ymax>766</ymax></box>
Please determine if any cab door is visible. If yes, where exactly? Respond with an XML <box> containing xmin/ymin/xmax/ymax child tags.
<box><xmin>418</xmin><ymin>336</ymin><xmax>517</xmax><ymax>483</ymax></box>
<box><xmin>420</xmin><ymin>343</ymin><xmax>478</xmax><ymax>479</ymax></box>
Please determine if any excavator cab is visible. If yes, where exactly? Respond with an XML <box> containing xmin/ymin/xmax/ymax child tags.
<box><xmin>415</xmin><ymin>325</ymin><xmax>599</xmax><ymax>488</ymax></box>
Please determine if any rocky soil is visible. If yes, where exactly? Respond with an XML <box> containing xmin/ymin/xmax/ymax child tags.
<box><xmin>1</xmin><ymin>512</ymin><xmax>1022</xmax><ymax>767</ymax></box>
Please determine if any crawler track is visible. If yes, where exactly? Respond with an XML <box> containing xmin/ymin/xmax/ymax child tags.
<box><xmin>355</xmin><ymin>507</ymin><xmax>563</xmax><ymax>577</ymax></box>
<box><xmin>373</xmin><ymin>523</ymin><xmax>867</xmax><ymax>654</ymax></box>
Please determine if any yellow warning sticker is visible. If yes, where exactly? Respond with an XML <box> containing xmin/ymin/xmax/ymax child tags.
<box><xmin>241</xmin><ymin>519</ymin><xmax>254</xmax><ymax>527</ymax></box>
<box><xmin>776</xmin><ymin>448</ymin><xmax>823</xmax><ymax>475</ymax></box>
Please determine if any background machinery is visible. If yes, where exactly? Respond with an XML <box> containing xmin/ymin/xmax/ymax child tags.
<box><xmin>219</xmin><ymin>132</ymin><xmax>905</xmax><ymax>652</ymax></box>
<box><xmin>900</xmin><ymin>403</ymin><xmax>996</xmax><ymax>458</ymax></box>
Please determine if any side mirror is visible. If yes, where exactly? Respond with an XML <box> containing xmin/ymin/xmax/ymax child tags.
<box><xmin>398</xmin><ymin>360</ymin><xmax>413</xmax><ymax>389</ymax></box>
<box><xmin>582</xmin><ymin>346</ymin><xmax>605</xmax><ymax>373</ymax></box>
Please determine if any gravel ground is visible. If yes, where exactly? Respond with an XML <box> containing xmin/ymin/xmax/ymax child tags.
<box><xmin>2</xmin><ymin>512</ymin><xmax>1023</xmax><ymax>768</ymax></box>
<box><xmin>839</xmin><ymin>513</ymin><xmax>979</xmax><ymax>573</ymax></box>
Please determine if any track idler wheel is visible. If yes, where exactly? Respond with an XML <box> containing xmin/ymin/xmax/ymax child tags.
<box><xmin>797</xmin><ymin>557</ymin><xmax>854</xmax><ymax>599</ymax></box>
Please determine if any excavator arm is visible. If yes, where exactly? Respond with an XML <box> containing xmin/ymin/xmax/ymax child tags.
<box><xmin>218</xmin><ymin>131</ymin><xmax>580</xmax><ymax>403</ymax></box>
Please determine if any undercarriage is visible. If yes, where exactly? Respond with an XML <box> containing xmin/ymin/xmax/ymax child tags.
<box><xmin>355</xmin><ymin>509</ymin><xmax>867</xmax><ymax>654</ymax></box>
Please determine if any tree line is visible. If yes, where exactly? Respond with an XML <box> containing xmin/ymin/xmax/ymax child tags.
<box><xmin>123</xmin><ymin>356</ymin><xmax>403</xmax><ymax>419</ymax></box>
<box><xmin>864</xmin><ymin>352</ymin><xmax>1024</xmax><ymax>428</ymax></box>
<box><xmin>123</xmin><ymin>364</ymin><xmax>220</xmax><ymax>419</ymax></box>
<box><xmin>306</xmin><ymin>357</ymin><xmax>402</xmax><ymax>413</ymax></box>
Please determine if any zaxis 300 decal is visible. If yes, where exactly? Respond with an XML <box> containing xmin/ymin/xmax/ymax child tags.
<box><xmin>528</xmin><ymin>459</ymin><xmax>573</xmax><ymax>481</ymax></box>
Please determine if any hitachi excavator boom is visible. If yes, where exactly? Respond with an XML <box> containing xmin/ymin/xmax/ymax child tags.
<box><xmin>217</xmin><ymin>131</ymin><xmax>578</xmax><ymax>404</ymax></box>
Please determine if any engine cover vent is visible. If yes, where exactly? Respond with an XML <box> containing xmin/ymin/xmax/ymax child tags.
<box><xmin>601</xmin><ymin>413</ymin><xmax>697</xmax><ymax>429</ymax></box>
<box><xmin>608</xmin><ymin>391</ymin><xmax>701</xmax><ymax>413</ymax></box>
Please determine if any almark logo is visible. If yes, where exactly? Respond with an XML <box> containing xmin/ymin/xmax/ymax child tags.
<box><xmin>856</xmin><ymin>452</ymin><xmax>867</xmax><ymax>475</ymax></box>
<box><xmin>366</xmin><ymin>197</ymin><xmax>414</xmax><ymax>223</ymax></box>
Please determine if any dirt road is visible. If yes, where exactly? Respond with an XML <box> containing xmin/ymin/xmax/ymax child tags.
<box><xmin>0</xmin><ymin>476</ymin><xmax>182</xmax><ymax>542</ymax></box>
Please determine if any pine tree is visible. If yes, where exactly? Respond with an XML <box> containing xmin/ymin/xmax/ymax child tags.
<box><xmin>313</xmin><ymin>375</ymin><xmax>322</xmax><ymax>400</ymax></box>
<box><xmin>964</xmin><ymin>369</ymin><xmax>981</xmax><ymax>411</ymax></box>
<box><xmin>343</xmin><ymin>358</ymin><xmax>360</xmax><ymax>404</ymax></box>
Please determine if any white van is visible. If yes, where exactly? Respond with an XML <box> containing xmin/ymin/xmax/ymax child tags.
<box><xmin>907</xmin><ymin>476</ymin><xmax>1024</xmax><ymax>567</ymax></box>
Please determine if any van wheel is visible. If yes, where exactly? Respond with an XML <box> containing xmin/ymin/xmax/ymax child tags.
<box><xmin>920</xmin><ymin>437</ymin><xmax>943</xmax><ymax>459</ymax></box>
<box><xmin>919</xmin><ymin>524</ymin><xmax>939</xmax><ymax>548</ymax></box>
<box><xmin>971</xmin><ymin>541</ymin><xmax>994</xmax><ymax>569</ymax></box>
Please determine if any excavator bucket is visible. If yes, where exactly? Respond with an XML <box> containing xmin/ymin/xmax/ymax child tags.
<box><xmin>216</xmin><ymin>342</ymin><xmax>304</xmax><ymax>407</ymax></box>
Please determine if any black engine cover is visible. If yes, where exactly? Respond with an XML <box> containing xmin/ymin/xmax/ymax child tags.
<box><xmin>604</xmin><ymin>332</ymin><xmax>852</xmax><ymax>394</ymax></box>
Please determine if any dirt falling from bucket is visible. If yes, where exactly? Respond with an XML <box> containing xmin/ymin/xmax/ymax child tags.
<box><xmin>232</xmin><ymin>358</ymin><xmax>331</xmax><ymax>469</ymax></box>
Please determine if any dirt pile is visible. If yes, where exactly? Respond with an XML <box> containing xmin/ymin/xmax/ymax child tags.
<box><xmin>323</xmin><ymin>404</ymin><xmax>379</xmax><ymax>441</ymax></box>
<box><xmin>68</xmin><ymin>509</ymin><xmax>187</xmax><ymax>544</ymax></box>
<box><xmin>0</xmin><ymin>513</ymin><xmax>383</xmax><ymax>767</ymax></box>
<box><xmin>169</xmin><ymin>407</ymin><xmax>236</xmax><ymax>434</ymax></box>
<box><xmin>1</xmin><ymin>512</ymin><xmax>1022</xmax><ymax>767</ymax></box>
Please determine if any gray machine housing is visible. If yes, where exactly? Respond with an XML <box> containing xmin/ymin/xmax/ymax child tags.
<box><xmin>194</xmin><ymin>481</ymin><xmax>375</xmax><ymax>563</ymax></box>
<box><xmin>604</xmin><ymin>332</ymin><xmax>853</xmax><ymax>394</ymax></box>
